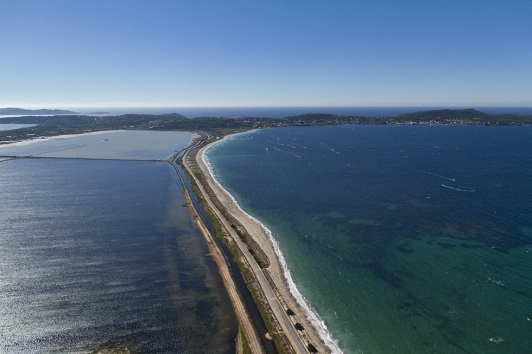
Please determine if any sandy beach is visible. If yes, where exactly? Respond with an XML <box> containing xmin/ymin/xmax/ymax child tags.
<box><xmin>187</xmin><ymin>135</ymin><xmax>339</xmax><ymax>353</ymax></box>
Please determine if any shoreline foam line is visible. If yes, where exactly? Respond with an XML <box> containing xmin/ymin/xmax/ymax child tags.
<box><xmin>203</xmin><ymin>132</ymin><xmax>343</xmax><ymax>354</ymax></box>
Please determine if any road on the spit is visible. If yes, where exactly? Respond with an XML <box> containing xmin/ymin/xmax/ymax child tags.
<box><xmin>185</xmin><ymin>149</ymin><xmax>309</xmax><ymax>354</ymax></box>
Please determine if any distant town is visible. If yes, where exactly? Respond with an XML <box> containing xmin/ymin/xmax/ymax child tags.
<box><xmin>1</xmin><ymin>108</ymin><xmax>532</xmax><ymax>144</ymax></box>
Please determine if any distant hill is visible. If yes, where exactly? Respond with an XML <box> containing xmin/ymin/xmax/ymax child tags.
<box><xmin>1</xmin><ymin>109</ymin><xmax>531</xmax><ymax>144</ymax></box>
<box><xmin>0</xmin><ymin>107</ymin><xmax>79</xmax><ymax>115</ymax></box>
<box><xmin>396</xmin><ymin>108</ymin><xmax>489</xmax><ymax>120</ymax></box>
<box><xmin>395</xmin><ymin>108</ymin><xmax>532</xmax><ymax>125</ymax></box>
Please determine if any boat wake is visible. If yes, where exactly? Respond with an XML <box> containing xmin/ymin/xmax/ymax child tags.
<box><xmin>273</xmin><ymin>146</ymin><xmax>301</xmax><ymax>158</ymax></box>
<box><xmin>321</xmin><ymin>143</ymin><xmax>340</xmax><ymax>154</ymax></box>
<box><xmin>420</xmin><ymin>171</ymin><xmax>455</xmax><ymax>181</ymax></box>
<box><xmin>442</xmin><ymin>184</ymin><xmax>475</xmax><ymax>192</ymax></box>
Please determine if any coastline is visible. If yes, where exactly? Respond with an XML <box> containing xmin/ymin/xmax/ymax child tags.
<box><xmin>192</xmin><ymin>133</ymin><xmax>342</xmax><ymax>353</ymax></box>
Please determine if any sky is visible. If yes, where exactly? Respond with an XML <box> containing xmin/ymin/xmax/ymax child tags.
<box><xmin>1</xmin><ymin>0</ymin><xmax>531</xmax><ymax>108</ymax></box>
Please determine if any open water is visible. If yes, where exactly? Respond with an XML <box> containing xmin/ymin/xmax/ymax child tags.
<box><xmin>0</xmin><ymin>132</ymin><xmax>237</xmax><ymax>353</ymax></box>
<box><xmin>205</xmin><ymin>125</ymin><xmax>532</xmax><ymax>353</ymax></box>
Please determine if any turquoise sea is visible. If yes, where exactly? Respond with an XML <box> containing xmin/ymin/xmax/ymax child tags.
<box><xmin>205</xmin><ymin>125</ymin><xmax>532</xmax><ymax>353</ymax></box>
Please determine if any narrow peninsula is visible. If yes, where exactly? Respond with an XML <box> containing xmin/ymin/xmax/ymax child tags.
<box><xmin>2</xmin><ymin>108</ymin><xmax>531</xmax><ymax>353</ymax></box>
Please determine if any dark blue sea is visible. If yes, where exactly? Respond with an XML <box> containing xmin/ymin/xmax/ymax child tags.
<box><xmin>0</xmin><ymin>133</ymin><xmax>237</xmax><ymax>353</ymax></box>
<box><xmin>205</xmin><ymin>125</ymin><xmax>532</xmax><ymax>353</ymax></box>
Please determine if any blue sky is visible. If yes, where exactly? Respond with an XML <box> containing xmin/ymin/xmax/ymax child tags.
<box><xmin>1</xmin><ymin>0</ymin><xmax>531</xmax><ymax>108</ymax></box>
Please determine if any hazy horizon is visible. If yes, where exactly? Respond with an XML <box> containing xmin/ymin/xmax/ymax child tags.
<box><xmin>2</xmin><ymin>106</ymin><xmax>532</xmax><ymax>119</ymax></box>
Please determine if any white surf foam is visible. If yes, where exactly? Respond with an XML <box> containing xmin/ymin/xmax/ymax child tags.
<box><xmin>203</xmin><ymin>132</ymin><xmax>344</xmax><ymax>354</ymax></box>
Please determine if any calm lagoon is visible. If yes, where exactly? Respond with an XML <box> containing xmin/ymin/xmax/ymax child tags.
<box><xmin>0</xmin><ymin>131</ymin><xmax>237</xmax><ymax>353</ymax></box>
